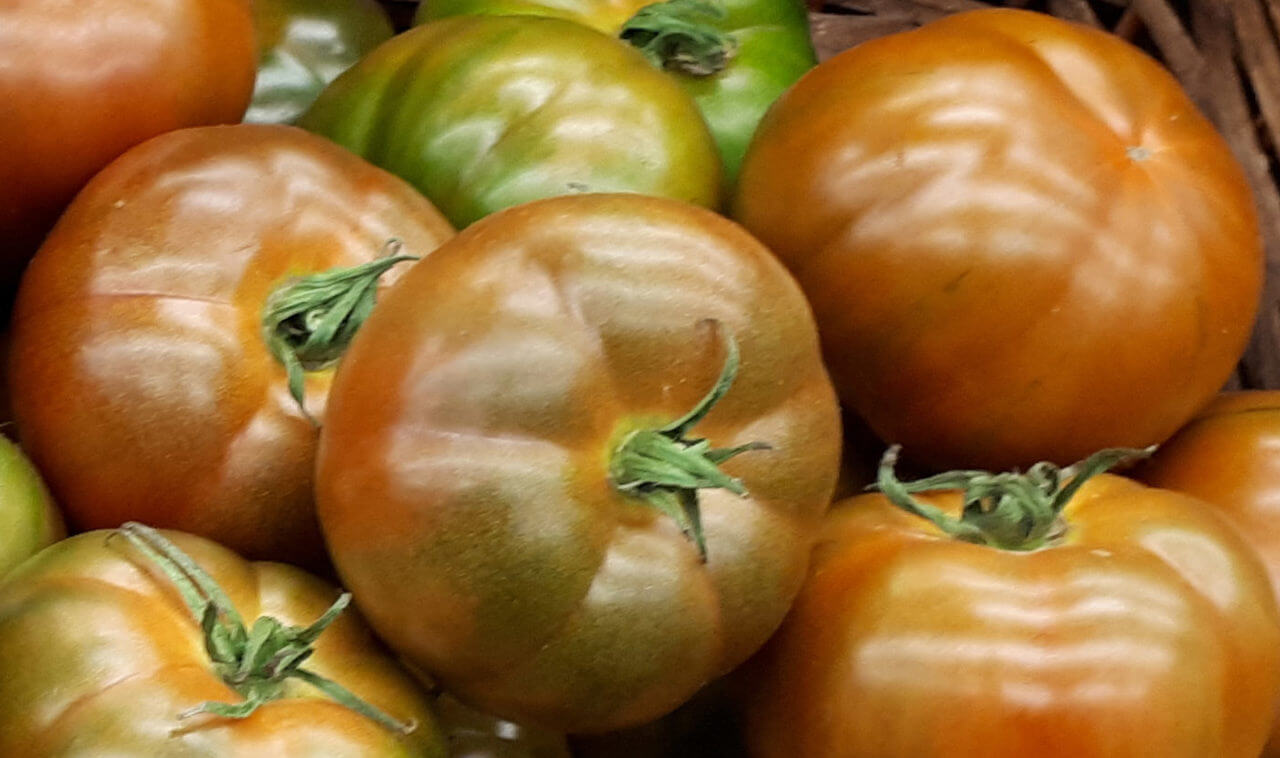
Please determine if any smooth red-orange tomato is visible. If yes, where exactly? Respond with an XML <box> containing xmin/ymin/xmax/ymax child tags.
<box><xmin>1139</xmin><ymin>390</ymin><xmax>1280</xmax><ymax>757</ymax></box>
<box><xmin>317</xmin><ymin>194</ymin><xmax>842</xmax><ymax>733</ymax></box>
<box><xmin>734</xmin><ymin>8</ymin><xmax>1261</xmax><ymax>470</ymax></box>
<box><xmin>747</xmin><ymin>472</ymin><xmax>1280</xmax><ymax>757</ymax></box>
<box><xmin>0</xmin><ymin>0</ymin><xmax>257</xmax><ymax>292</ymax></box>
<box><xmin>9</xmin><ymin>125</ymin><xmax>453</xmax><ymax>567</ymax></box>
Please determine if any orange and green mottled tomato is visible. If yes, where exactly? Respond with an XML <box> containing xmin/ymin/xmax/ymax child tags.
<box><xmin>734</xmin><ymin>8</ymin><xmax>1262</xmax><ymax>471</ymax></box>
<box><xmin>747</xmin><ymin>460</ymin><xmax>1280</xmax><ymax>758</ymax></box>
<box><xmin>0</xmin><ymin>0</ymin><xmax>256</xmax><ymax>295</ymax></box>
<box><xmin>0</xmin><ymin>527</ymin><xmax>447</xmax><ymax>757</ymax></box>
<box><xmin>316</xmin><ymin>194</ymin><xmax>841</xmax><ymax>733</ymax></box>
<box><xmin>299</xmin><ymin>16</ymin><xmax>722</xmax><ymax>229</ymax></box>
<box><xmin>0</xmin><ymin>436</ymin><xmax>62</xmax><ymax>577</ymax></box>
<box><xmin>247</xmin><ymin>0</ymin><xmax>394</xmax><ymax>125</ymax></box>
<box><xmin>1138</xmin><ymin>390</ymin><xmax>1280</xmax><ymax>757</ymax></box>
<box><xmin>9</xmin><ymin>124</ymin><xmax>453</xmax><ymax>568</ymax></box>
<box><xmin>415</xmin><ymin>0</ymin><xmax>815</xmax><ymax>184</ymax></box>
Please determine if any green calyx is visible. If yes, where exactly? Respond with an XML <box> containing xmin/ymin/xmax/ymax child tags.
<box><xmin>872</xmin><ymin>445</ymin><xmax>1156</xmax><ymax>551</ymax></box>
<box><xmin>609</xmin><ymin>329</ymin><xmax>770</xmax><ymax>561</ymax></box>
<box><xmin>262</xmin><ymin>239</ymin><xmax>417</xmax><ymax>422</ymax></box>
<box><xmin>620</xmin><ymin>0</ymin><xmax>738</xmax><ymax>77</ymax></box>
<box><xmin>114</xmin><ymin>522</ymin><xmax>415</xmax><ymax>735</ymax></box>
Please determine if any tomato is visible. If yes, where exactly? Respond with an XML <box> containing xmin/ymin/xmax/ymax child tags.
<box><xmin>432</xmin><ymin>694</ymin><xmax>572</xmax><ymax>758</ymax></box>
<box><xmin>733</xmin><ymin>8</ymin><xmax>1261</xmax><ymax>471</ymax></box>
<box><xmin>299</xmin><ymin>16</ymin><xmax>722</xmax><ymax>229</ymax></box>
<box><xmin>0</xmin><ymin>0</ymin><xmax>257</xmax><ymax>295</ymax></box>
<box><xmin>1138</xmin><ymin>392</ymin><xmax>1280</xmax><ymax>595</ymax></box>
<box><xmin>1137</xmin><ymin>390</ymin><xmax>1280</xmax><ymax>756</ymax></box>
<box><xmin>415</xmin><ymin>0</ymin><xmax>814</xmax><ymax>185</ymax></box>
<box><xmin>247</xmin><ymin>0</ymin><xmax>394</xmax><ymax>125</ymax></box>
<box><xmin>746</xmin><ymin>448</ymin><xmax>1280</xmax><ymax>757</ymax></box>
<box><xmin>315</xmin><ymin>194</ymin><xmax>841</xmax><ymax>732</ymax></box>
<box><xmin>0</xmin><ymin>524</ymin><xmax>446</xmax><ymax>756</ymax></box>
<box><xmin>0</xmin><ymin>436</ymin><xmax>62</xmax><ymax>577</ymax></box>
<box><xmin>9</xmin><ymin>124</ymin><xmax>453</xmax><ymax>568</ymax></box>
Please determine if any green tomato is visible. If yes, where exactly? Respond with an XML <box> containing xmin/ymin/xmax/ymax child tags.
<box><xmin>247</xmin><ymin>0</ymin><xmax>395</xmax><ymax>124</ymax></box>
<box><xmin>0</xmin><ymin>436</ymin><xmax>62</xmax><ymax>577</ymax></box>
<box><xmin>299</xmin><ymin>16</ymin><xmax>722</xmax><ymax>228</ymax></box>
<box><xmin>415</xmin><ymin>0</ymin><xmax>815</xmax><ymax>184</ymax></box>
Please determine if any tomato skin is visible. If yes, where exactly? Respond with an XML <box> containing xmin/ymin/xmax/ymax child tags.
<box><xmin>299</xmin><ymin>16</ymin><xmax>723</xmax><ymax>229</ymax></box>
<box><xmin>733</xmin><ymin>8</ymin><xmax>1261</xmax><ymax>470</ymax></box>
<box><xmin>0</xmin><ymin>436</ymin><xmax>63</xmax><ymax>577</ymax></box>
<box><xmin>8</xmin><ymin>124</ymin><xmax>453</xmax><ymax>568</ymax></box>
<box><xmin>316</xmin><ymin>194</ymin><xmax>841</xmax><ymax>733</ymax></box>
<box><xmin>746</xmin><ymin>475</ymin><xmax>1280</xmax><ymax>757</ymax></box>
<box><xmin>415</xmin><ymin>0</ymin><xmax>815</xmax><ymax>184</ymax></box>
<box><xmin>1138</xmin><ymin>390</ymin><xmax>1280</xmax><ymax>757</ymax></box>
<box><xmin>247</xmin><ymin>0</ymin><xmax>394</xmax><ymax>125</ymax></box>
<box><xmin>0</xmin><ymin>0</ymin><xmax>256</xmax><ymax>292</ymax></box>
<box><xmin>0</xmin><ymin>529</ymin><xmax>446</xmax><ymax>757</ymax></box>
<box><xmin>432</xmin><ymin>694</ymin><xmax>572</xmax><ymax>758</ymax></box>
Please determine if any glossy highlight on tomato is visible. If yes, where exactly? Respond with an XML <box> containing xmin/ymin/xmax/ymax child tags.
<box><xmin>734</xmin><ymin>8</ymin><xmax>1262</xmax><ymax>470</ymax></box>
<box><xmin>316</xmin><ymin>193</ymin><xmax>841</xmax><ymax>733</ymax></box>
<box><xmin>9</xmin><ymin>124</ymin><xmax>454</xmax><ymax>567</ymax></box>
<box><xmin>747</xmin><ymin>465</ymin><xmax>1280</xmax><ymax>757</ymax></box>
<box><xmin>1138</xmin><ymin>390</ymin><xmax>1280</xmax><ymax>757</ymax></box>
<box><xmin>415</xmin><ymin>0</ymin><xmax>815</xmax><ymax>184</ymax></box>
<box><xmin>432</xmin><ymin>694</ymin><xmax>572</xmax><ymax>758</ymax></box>
<box><xmin>0</xmin><ymin>0</ymin><xmax>257</xmax><ymax>294</ymax></box>
<box><xmin>247</xmin><ymin>0</ymin><xmax>394</xmax><ymax>125</ymax></box>
<box><xmin>300</xmin><ymin>16</ymin><xmax>723</xmax><ymax>228</ymax></box>
<box><xmin>0</xmin><ymin>527</ymin><xmax>447</xmax><ymax>757</ymax></box>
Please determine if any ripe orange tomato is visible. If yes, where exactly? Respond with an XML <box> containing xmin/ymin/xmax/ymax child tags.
<box><xmin>9</xmin><ymin>125</ymin><xmax>453</xmax><ymax>567</ymax></box>
<box><xmin>734</xmin><ymin>8</ymin><xmax>1261</xmax><ymax>470</ymax></box>
<box><xmin>747</xmin><ymin>450</ymin><xmax>1280</xmax><ymax>757</ymax></box>
<box><xmin>0</xmin><ymin>0</ymin><xmax>257</xmax><ymax>292</ymax></box>
<box><xmin>1139</xmin><ymin>390</ymin><xmax>1280</xmax><ymax>756</ymax></box>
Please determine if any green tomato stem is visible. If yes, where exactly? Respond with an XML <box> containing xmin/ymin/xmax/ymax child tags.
<box><xmin>872</xmin><ymin>444</ymin><xmax>1156</xmax><ymax>551</ymax></box>
<box><xmin>114</xmin><ymin>523</ymin><xmax>415</xmax><ymax>735</ymax></box>
<box><xmin>620</xmin><ymin>0</ymin><xmax>738</xmax><ymax>77</ymax></box>
<box><xmin>609</xmin><ymin>326</ymin><xmax>770</xmax><ymax>561</ymax></box>
<box><xmin>261</xmin><ymin>239</ymin><xmax>417</xmax><ymax>422</ymax></box>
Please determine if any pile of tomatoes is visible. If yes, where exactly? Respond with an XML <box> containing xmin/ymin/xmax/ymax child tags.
<box><xmin>3</xmin><ymin>1</ymin><xmax>1279</xmax><ymax>756</ymax></box>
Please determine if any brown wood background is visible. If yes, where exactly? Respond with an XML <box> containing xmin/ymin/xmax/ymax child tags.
<box><xmin>383</xmin><ymin>0</ymin><xmax>1280</xmax><ymax>390</ymax></box>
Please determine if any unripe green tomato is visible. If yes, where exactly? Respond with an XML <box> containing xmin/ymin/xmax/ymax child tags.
<box><xmin>415</xmin><ymin>0</ymin><xmax>816</xmax><ymax>185</ymax></box>
<box><xmin>0</xmin><ymin>436</ymin><xmax>61</xmax><ymax>577</ymax></box>
<box><xmin>299</xmin><ymin>15</ymin><xmax>722</xmax><ymax>228</ymax></box>
<box><xmin>247</xmin><ymin>0</ymin><xmax>394</xmax><ymax>124</ymax></box>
